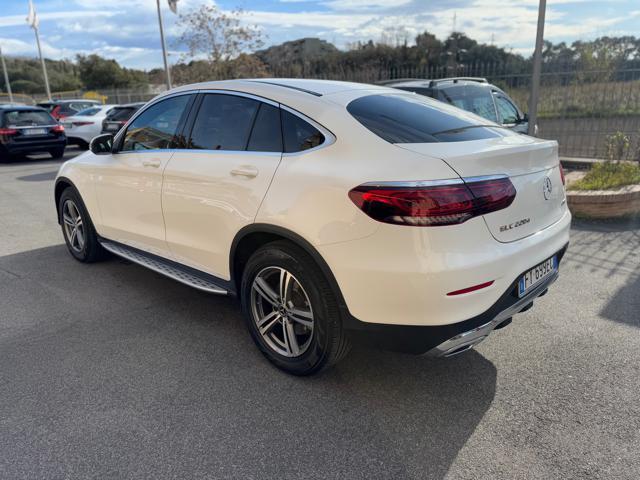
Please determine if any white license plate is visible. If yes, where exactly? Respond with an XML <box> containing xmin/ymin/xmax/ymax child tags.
<box><xmin>63</xmin><ymin>122</ymin><xmax>72</xmax><ymax>129</ymax></box>
<box><xmin>105</xmin><ymin>123</ymin><xmax>119</xmax><ymax>131</ymax></box>
<box><xmin>518</xmin><ymin>256</ymin><xmax>557</xmax><ymax>297</ymax></box>
<box><xmin>24</xmin><ymin>128</ymin><xmax>47</xmax><ymax>135</ymax></box>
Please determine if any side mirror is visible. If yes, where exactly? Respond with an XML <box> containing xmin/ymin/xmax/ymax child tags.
<box><xmin>90</xmin><ymin>133</ymin><xmax>114</xmax><ymax>155</ymax></box>
<box><xmin>521</xmin><ymin>113</ymin><xmax>529</xmax><ymax>123</ymax></box>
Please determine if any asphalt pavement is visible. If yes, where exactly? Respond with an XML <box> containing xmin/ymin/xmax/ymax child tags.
<box><xmin>1</xmin><ymin>148</ymin><xmax>639</xmax><ymax>479</ymax></box>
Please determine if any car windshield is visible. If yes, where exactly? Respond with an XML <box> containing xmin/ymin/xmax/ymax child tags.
<box><xmin>437</xmin><ymin>85</ymin><xmax>498</xmax><ymax>123</ymax></box>
<box><xmin>347</xmin><ymin>93</ymin><xmax>513</xmax><ymax>144</ymax></box>
<box><xmin>3</xmin><ymin>110</ymin><xmax>54</xmax><ymax>127</ymax></box>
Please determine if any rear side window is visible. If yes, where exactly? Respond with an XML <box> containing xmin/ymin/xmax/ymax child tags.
<box><xmin>3</xmin><ymin>110</ymin><xmax>54</xmax><ymax>127</ymax></box>
<box><xmin>107</xmin><ymin>107</ymin><xmax>136</xmax><ymax>121</ymax></box>
<box><xmin>247</xmin><ymin>103</ymin><xmax>282</xmax><ymax>152</ymax></box>
<box><xmin>282</xmin><ymin>110</ymin><xmax>324</xmax><ymax>153</ymax></box>
<box><xmin>347</xmin><ymin>93</ymin><xmax>512</xmax><ymax>144</ymax></box>
<box><xmin>190</xmin><ymin>94</ymin><xmax>259</xmax><ymax>151</ymax></box>
<box><xmin>437</xmin><ymin>85</ymin><xmax>498</xmax><ymax>123</ymax></box>
<box><xmin>76</xmin><ymin>107</ymin><xmax>102</xmax><ymax>116</ymax></box>
<box><xmin>122</xmin><ymin>95</ymin><xmax>191</xmax><ymax>151</ymax></box>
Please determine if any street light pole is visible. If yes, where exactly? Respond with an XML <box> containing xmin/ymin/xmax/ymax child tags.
<box><xmin>0</xmin><ymin>46</ymin><xmax>13</xmax><ymax>104</ymax></box>
<box><xmin>33</xmin><ymin>25</ymin><xmax>51</xmax><ymax>101</ymax></box>
<box><xmin>156</xmin><ymin>0</ymin><xmax>173</xmax><ymax>90</ymax></box>
<box><xmin>528</xmin><ymin>0</ymin><xmax>546</xmax><ymax>136</ymax></box>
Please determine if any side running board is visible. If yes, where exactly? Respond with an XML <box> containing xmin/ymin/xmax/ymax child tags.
<box><xmin>100</xmin><ymin>241</ymin><xmax>228</xmax><ymax>295</ymax></box>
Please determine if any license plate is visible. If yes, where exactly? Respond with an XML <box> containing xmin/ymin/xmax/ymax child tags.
<box><xmin>63</xmin><ymin>122</ymin><xmax>72</xmax><ymax>129</ymax></box>
<box><xmin>518</xmin><ymin>256</ymin><xmax>557</xmax><ymax>297</ymax></box>
<box><xmin>24</xmin><ymin>128</ymin><xmax>47</xmax><ymax>135</ymax></box>
<box><xmin>105</xmin><ymin>123</ymin><xmax>119</xmax><ymax>131</ymax></box>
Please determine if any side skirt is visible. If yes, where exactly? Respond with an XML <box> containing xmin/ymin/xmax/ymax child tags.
<box><xmin>99</xmin><ymin>240</ymin><xmax>230</xmax><ymax>295</ymax></box>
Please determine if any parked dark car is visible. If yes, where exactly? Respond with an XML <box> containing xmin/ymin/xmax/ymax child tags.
<box><xmin>37</xmin><ymin>99</ymin><xmax>101</xmax><ymax>120</ymax></box>
<box><xmin>0</xmin><ymin>105</ymin><xmax>66</xmax><ymax>160</ymax></box>
<box><xmin>382</xmin><ymin>77</ymin><xmax>534</xmax><ymax>134</ymax></box>
<box><xmin>101</xmin><ymin>102</ymin><xmax>146</xmax><ymax>135</ymax></box>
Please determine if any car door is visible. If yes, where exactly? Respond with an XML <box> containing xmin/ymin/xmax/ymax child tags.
<box><xmin>162</xmin><ymin>92</ymin><xmax>283</xmax><ymax>279</ymax></box>
<box><xmin>93</xmin><ymin>93</ymin><xmax>194</xmax><ymax>257</ymax></box>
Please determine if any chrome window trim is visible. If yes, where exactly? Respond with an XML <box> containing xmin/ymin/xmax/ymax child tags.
<box><xmin>115</xmin><ymin>88</ymin><xmax>336</xmax><ymax>156</ymax></box>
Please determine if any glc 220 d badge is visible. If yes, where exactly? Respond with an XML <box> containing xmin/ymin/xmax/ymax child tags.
<box><xmin>500</xmin><ymin>218</ymin><xmax>531</xmax><ymax>232</ymax></box>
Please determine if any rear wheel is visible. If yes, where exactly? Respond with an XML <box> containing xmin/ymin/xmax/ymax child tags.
<box><xmin>50</xmin><ymin>147</ymin><xmax>65</xmax><ymax>159</ymax></box>
<box><xmin>58</xmin><ymin>188</ymin><xmax>105</xmax><ymax>262</ymax></box>
<box><xmin>240</xmin><ymin>241</ymin><xmax>350</xmax><ymax>375</ymax></box>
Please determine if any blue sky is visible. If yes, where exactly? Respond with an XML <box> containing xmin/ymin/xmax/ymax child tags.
<box><xmin>0</xmin><ymin>0</ymin><xmax>638</xmax><ymax>70</ymax></box>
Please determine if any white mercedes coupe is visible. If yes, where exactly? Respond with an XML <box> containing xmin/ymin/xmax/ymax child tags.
<box><xmin>54</xmin><ymin>79</ymin><xmax>570</xmax><ymax>375</ymax></box>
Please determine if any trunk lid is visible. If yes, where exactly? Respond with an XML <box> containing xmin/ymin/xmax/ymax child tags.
<box><xmin>398</xmin><ymin>136</ymin><xmax>566</xmax><ymax>242</ymax></box>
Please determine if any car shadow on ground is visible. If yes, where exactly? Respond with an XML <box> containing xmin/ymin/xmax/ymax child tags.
<box><xmin>0</xmin><ymin>244</ymin><xmax>496</xmax><ymax>479</ymax></box>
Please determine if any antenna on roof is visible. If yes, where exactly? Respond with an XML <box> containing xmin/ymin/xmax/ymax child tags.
<box><xmin>452</xmin><ymin>11</ymin><xmax>457</xmax><ymax>33</ymax></box>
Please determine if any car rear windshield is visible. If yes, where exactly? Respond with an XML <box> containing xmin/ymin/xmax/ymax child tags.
<box><xmin>347</xmin><ymin>93</ymin><xmax>513</xmax><ymax>143</ymax></box>
<box><xmin>2</xmin><ymin>110</ymin><xmax>54</xmax><ymax>127</ymax></box>
<box><xmin>106</xmin><ymin>107</ymin><xmax>137</xmax><ymax>121</ymax></box>
<box><xmin>76</xmin><ymin>107</ymin><xmax>103</xmax><ymax>116</ymax></box>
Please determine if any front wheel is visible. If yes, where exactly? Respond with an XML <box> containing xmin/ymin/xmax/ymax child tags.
<box><xmin>58</xmin><ymin>188</ymin><xmax>105</xmax><ymax>262</ymax></box>
<box><xmin>240</xmin><ymin>241</ymin><xmax>350</xmax><ymax>375</ymax></box>
<box><xmin>50</xmin><ymin>147</ymin><xmax>65</xmax><ymax>159</ymax></box>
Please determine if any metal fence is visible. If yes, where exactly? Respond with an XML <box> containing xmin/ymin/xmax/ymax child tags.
<box><xmin>2</xmin><ymin>63</ymin><xmax>639</xmax><ymax>161</ymax></box>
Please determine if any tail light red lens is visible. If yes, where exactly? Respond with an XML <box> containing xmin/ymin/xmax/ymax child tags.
<box><xmin>72</xmin><ymin>121</ymin><xmax>94</xmax><ymax>127</ymax></box>
<box><xmin>51</xmin><ymin>125</ymin><xmax>65</xmax><ymax>133</ymax></box>
<box><xmin>0</xmin><ymin>128</ymin><xmax>18</xmax><ymax>136</ymax></box>
<box><xmin>559</xmin><ymin>163</ymin><xmax>566</xmax><ymax>186</ymax></box>
<box><xmin>348</xmin><ymin>176</ymin><xmax>516</xmax><ymax>227</ymax></box>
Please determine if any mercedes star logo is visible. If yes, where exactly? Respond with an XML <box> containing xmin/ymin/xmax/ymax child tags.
<box><xmin>543</xmin><ymin>176</ymin><xmax>553</xmax><ymax>200</ymax></box>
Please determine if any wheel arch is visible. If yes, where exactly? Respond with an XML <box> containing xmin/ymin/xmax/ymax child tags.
<box><xmin>230</xmin><ymin>224</ymin><xmax>347</xmax><ymax>309</ymax></box>
<box><xmin>54</xmin><ymin>176</ymin><xmax>77</xmax><ymax>224</ymax></box>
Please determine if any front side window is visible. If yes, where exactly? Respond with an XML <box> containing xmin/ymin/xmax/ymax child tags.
<box><xmin>122</xmin><ymin>95</ymin><xmax>191</xmax><ymax>151</ymax></box>
<box><xmin>347</xmin><ymin>93</ymin><xmax>515</xmax><ymax>144</ymax></box>
<box><xmin>189</xmin><ymin>94</ymin><xmax>259</xmax><ymax>151</ymax></box>
<box><xmin>494</xmin><ymin>95</ymin><xmax>520</xmax><ymax>125</ymax></box>
<box><xmin>281</xmin><ymin>110</ymin><xmax>324</xmax><ymax>153</ymax></box>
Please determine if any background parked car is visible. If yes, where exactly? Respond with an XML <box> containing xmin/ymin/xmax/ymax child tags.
<box><xmin>383</xmin><ymin>77</ymin><xmax>534</xmax><ymax>134</ymax></box>
<box><xmin>101</xmin><ymin>102</ymin><xmax>146</xmax><ymax>135</ymax></box>
<box><xmin>0</xmin><ymin>105</ymin><xmax>66</xmax><ymax>161</ymax></box>
<box><xmin>37</xmin><ymin>99</ymin><xmax>101</xmax><ymax>120</ymax></box>
<box><xmin>62</xmin><ymin>104</ymin><xmax>117</xmax><ymax>149</ymax></box>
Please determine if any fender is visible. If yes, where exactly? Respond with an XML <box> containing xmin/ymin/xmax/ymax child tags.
<box><xmin>230</xmin><ymin>223</ymin><xmax>348</xmax><ymax>310</ymax></box>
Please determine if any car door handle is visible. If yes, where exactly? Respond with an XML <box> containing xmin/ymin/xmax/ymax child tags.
<box><xmin>142</xmin><ymin>159</ymin><xmax>161</xmax><ymax>168</ymax></box>
<box><xmin>230</xmin><ymin>167</ymin><xmax>258</xmax><ymax>178</ymax></box>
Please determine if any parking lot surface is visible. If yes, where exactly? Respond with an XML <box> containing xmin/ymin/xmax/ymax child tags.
<box><xmin>1</xmin><ymin>150</ymin><xmax>639</xmax><ymax>480</ymax></box>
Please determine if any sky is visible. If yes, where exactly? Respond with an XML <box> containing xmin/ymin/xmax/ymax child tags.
<box><xmin>0</xmin><ymin>0</ymin><xmax>638</xmax><ymax>70</ymax></box>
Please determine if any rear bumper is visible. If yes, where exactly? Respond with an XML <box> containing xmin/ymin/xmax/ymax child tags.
<box><xmin>343</xmin><ymin>243</ymin><xmax>568</xmax><ymax>355</ymax></box>
<box><xmin>2</xmin><ymin>138</ymin><xmax>66</xmax><ymax>154</ymax></box>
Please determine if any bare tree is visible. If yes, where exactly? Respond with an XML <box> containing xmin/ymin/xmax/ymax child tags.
<box><xmin>174</xmin><ymin>5</ymin><xmax>265</xmax><ymax>79</ymax></box>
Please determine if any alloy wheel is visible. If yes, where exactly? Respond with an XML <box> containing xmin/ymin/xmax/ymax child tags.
<box><xmin>250</xmin><ymin>266</ymin><xmax>314</xmax><ymax>358</ymax></box>
<box><xmin>62</xmin><ymin>199</ymin><xmax>85</xmax><ymax>253</ymax></box>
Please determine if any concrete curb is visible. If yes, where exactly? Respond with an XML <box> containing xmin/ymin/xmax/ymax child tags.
<box><xmin>566</xmin><ymin>184</ymin><xmax>640</xmax><ymax>218</ymax></box>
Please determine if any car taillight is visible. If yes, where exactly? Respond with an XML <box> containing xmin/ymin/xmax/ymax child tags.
<box><xmin>348</xmin><ymin>176</ymin><xmax>516</xmax><ymax>227</ymax></box>
<box><xmin>72</xmin><ymin>121</ymin><xmax>94</xmax><ymax>126</ymax></box>
<box><xmin>51</xmin><ymin>125</ymin><xmax>65</xmax><ymax>133</ymax></box>
<box><xmin>0</xmin><ymin>128</ymin><xmax>18</xmax><ymax>135</ymax></box>
<box><xmin>559</xmin><ymin>163</ymin><xmax>566</xmax><ymax>186</ymax></box>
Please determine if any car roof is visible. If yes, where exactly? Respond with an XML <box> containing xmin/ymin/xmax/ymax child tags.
<box><xmin>0</xmin><ymin>104</ymin><xmax>49</xmax><ymax>112</ymax></box>
<box><xmin>38</xmin><ymin>99</ymin><xmax>100</xmax><ymax>105</ymax></box>
<box><xmin>112</xmin><ymin>102</ymin><xmax>146</xmax><ymax>108</ymax></box>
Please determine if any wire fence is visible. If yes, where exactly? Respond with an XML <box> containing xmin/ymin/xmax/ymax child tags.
<box><xmin>2</xmin><ymin>63</ymin><xmax>639</xmax><ymax>161</ymax></box>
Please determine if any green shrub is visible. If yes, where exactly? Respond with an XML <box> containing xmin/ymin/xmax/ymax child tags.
<box><xmin>569</xmin><ymin>162</ymin><xmax>640</xmax><ymax>191</ymax></box>
<box><xmin>604</xmin><ymin>131</ymin><xmax>630</xmax><ymax>161</ymax></box>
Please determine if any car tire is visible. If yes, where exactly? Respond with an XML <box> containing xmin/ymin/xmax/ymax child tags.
<box><xmin>240</xmin><ymin>240</ymin><xmax>351</xmax><ymax>375</ymax></box>
<box><xmin>50</xmin><ymin>147</ymin><xmax>65</xmax><ymax>159</ymax></box>
<box><xmin>58</xmin><ymin>187</ymin><xmax>105</xmax><ymax>263</ymax></box>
